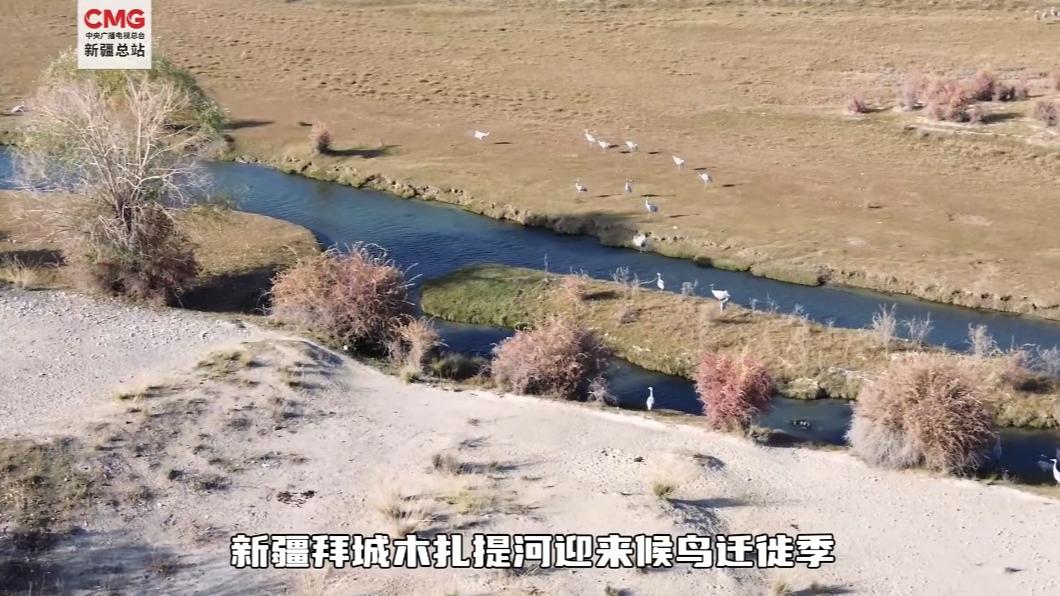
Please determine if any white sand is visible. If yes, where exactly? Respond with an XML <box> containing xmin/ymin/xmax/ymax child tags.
<box><xmin>0</xmin><ymin>289</ymin><xmax>1056</xmax><ymax>595</ymax></box>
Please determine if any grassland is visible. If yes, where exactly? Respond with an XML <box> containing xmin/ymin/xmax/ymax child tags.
<box><xmin>421</xmin><ymin>264</ymin><xmax>1060</xmax><ymax>428</ymax></box>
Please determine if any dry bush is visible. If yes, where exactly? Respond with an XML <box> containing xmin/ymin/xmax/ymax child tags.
<box><xmin>0</xmin><ymin>257</ymin><xmax>42</xmax><ymax>289</ymax></box>
<box><xmin>899</xmin><ymin>70</ymin><xmax>927</xmax><ymax>110</ymax></box>
<box><xmin>845</xmin><ymin>93</ymin><xmax>869</xmax><ymax>115</ymax></box>
<box><xmin>1037</xmin><ymin>347</ymin><xmax>1060</xmax><ymax>378</ymax></box>
<box><xmin>1034</xmin><ymin>100</ymin><xmax>1060</xmax><ymax>128</ymax></box>
<box><xmin>16</xmin><ymin>77</ymin><xmax>218</xmax><ymax>303</ymax></box>
<box><xmin>869</xmin><ymin>305</ymin><xmax>897</xmax><ymax>350</ymax></box>
<box><xmin>993</xmin><ymin>79</ymin><xmax>1028</xmax><ymax>102</ymax></box>
<box><xmin>1052</xmin><ymin>68</ymin><xmax>1060</xmax><ymax>92</ymax></box>
<box><xmin>848</xmin><ymin>354</ymin><xmax>996</xmax><ymax>474</ymax></box>
<box><xmin>923</xmin><ymin>78</ymin><xmax>980</xmax><ymax>123</ymax></box>
<box><xmin>694</xmin><ymin>351</ymin><xmax>774</xmax><ymax>432</ymax></box>
<box><xmin>270</xmin><ymin>245</ymin><xmax>413</xmax><ymax>349</ymax></box>
<box><xmin>390</xmin><ymin>318</ymin><xmax>443</xmax><ymax>377</ymax></box>
<box><xmin>310</xmin><ymin>122</ymin><xmax>332</xmax><ymax>154</ymax></box>
<box><xmin>903</xmin><ymin>314</ymin><xmax>933</xmax><ymax>346</ymax></box>
<box><xmin>965</xmin><ymin>69</ymin><xmax>997</xmax><ymax>102</ymax></box>
<box><xmin>556</xmin><ymin>271</ymin><xmax>590</xmax><ymax>303</ymax></box>
<box><xmin>587</xmin><ymin>375</ymin><xmax>617</xmax><ymax>406</ymax></box>
<box><xmin>967</xmin><ymin>324</ymin><xmax>998</xmax><ymax>358</ymax></box>
<box><xmin>490</xmin><ymin>316</ymin><xmax>610</xmax><ymax>400</ymax></box>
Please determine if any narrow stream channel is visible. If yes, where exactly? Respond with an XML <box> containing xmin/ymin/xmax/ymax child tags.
<box><xmin>1</xmin><ymin>151</ymin><xmax>1056</xmax><ymax>482</ymax></box>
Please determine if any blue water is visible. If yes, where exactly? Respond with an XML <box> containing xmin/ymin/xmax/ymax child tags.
<box><xmin>2</xmin><ymin>151</ymin><xmax>1056</xmax><ymax>482</ymax></box>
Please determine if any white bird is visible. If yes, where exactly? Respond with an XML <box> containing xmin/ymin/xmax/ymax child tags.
<box><xmin>584</xmin><ymin>129</ymin><xmax>597</xmax><ymax>144</ymax></box>
<box><xmin>710</xmin><ymin>284</ymin><xmax>731</xmax><ymax>311</ymax></box>
<box><xmin>624</xmin><ymin>179</ymin><xmax>634</xmax><ymax>194</ymax></box>
<box><xmin>698</xmin><ymin>171</ymin><xmax>712</xmax><ymax>186</ymax></box>
<box><xmin>598</xmin><ymin>139</ymin><xmax>611</xmax><ymax>152</ymax></box>
<box><xmin>672</xmin><ymin>155</ymin><xmax>686</xmax><ymax>170</ymax></box>
<box><xmin>632</xmin><ymin>231</ymin><xmax>648</xmax><ymax>249</ymax></box>
<box><xmin>625</xmin><ymin>140</ymin><xmax>638</xmax><ymax>152</ymax></box>
<box><xmin>644</xmin><ymin>199</ymin><xmax>658</xmax><ymax>214</ymax></box>
<box><xmin>646</xmin><ymin>386</ymin><xmax>655</xmax><ymax>411</ymax></box>
<box><xmin>9</xmin><ymin>104</ymin><xmax>24</xmax><ymax>114</ymax></box>
<box><xmin>655</xmin><ymin>272</ymin><xmax>664</xmax><ymax>290</ymax></box>
<box><xmin>473</xmin><ymin>130</ymin><xmax>490</xmax><ymax>141</ymax></box>
<box><xmin>575</xmin><ymin>179</ymin><xmax>588</xmax><ymax>194</ymax></box>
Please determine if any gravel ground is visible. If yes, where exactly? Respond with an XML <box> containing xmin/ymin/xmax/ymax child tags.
<box><xmin>0</xmin><ymin>289</ymin><xmax>266</xmax><ymax>437</ymax></box>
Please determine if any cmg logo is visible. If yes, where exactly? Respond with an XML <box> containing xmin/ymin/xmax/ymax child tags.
<box><xmin>83</xmin><ymin>8</ymin><xmax>146</xmax><ymax>30</ymax></box>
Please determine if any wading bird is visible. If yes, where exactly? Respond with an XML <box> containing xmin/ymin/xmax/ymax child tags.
<box><xmin>625</xmin><ymin>140</ymin><xmax>638</xmax><ymax>153</ymax></box>
<box><xmin>698</xmin><ymin>171</ymin><xmax>712</xmax><ymax>186</ymax></box>
<box><xmin>473</xmin><ymin>130</ymin><xmax>490</xmax><ymax>141</ymax></box>
<box><xmin>632</xmin><ymin>231</ymin><xmax>648</xmax><ymax>249</ymax></box>
<box><xmin>649</xmin><ymin>272</ymin><xmax>664</xmax><ymax>290</ymax></box>
<box><xmin>672</xmin><ymin>155</ymin><xmax>686</xmax><ymax>170</ymax></box>
<box><xmin>1039</xmin><ymin>449</ymin><xmax>1060</xmax><ymax>484</ymax></box>
<box><xmin>9</xmin><ymin>104</ymin><xmax>24</xmax><ymax>114</ymax></box>
<box><xmin>598</xmin><ymin>139</ymin><xmax>611</xmax><ymax>152</ymax></box>
<box><xmin>710</xmin><ymin>284</ymin><xmax>731</xmax><ymax>311</ymax></box>
<box><xmin>584</xmin><ymin>129</ymin><xmax>597</xmax><ymax>144</ymax></box>
<box><xmin>646</xmin><ymin>386</ymin><xmax>655</xmax><ymax>411</ymax></box>
<box><xmin>644</xmin><ymin>199</ymin><xmax>658</xmax><ymax>214</ymax></box>
<box><xmin>624</xmin><ymin>179</ymin><xmax>634</xmax><ymax>194</ymax></box>
<box><xmin>575</xmin><ymin>179</ymin><xmax>588</xmax><ymax>194</ymax></box>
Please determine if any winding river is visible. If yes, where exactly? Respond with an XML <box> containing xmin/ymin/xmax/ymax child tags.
<box><xmin>1</xmin><ymin>151</ymin><xmax>1057</xmax><ymax>483</ymax></box>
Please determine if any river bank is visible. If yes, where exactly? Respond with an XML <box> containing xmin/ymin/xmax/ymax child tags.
<box><xmin>0</xmin><ymin>288</ymin><xmax>1057</xmax><ymax>594</ymax></box>
<box><xmin>3</xmin><ymin>1</ymin><xmax>1060</xmax><ymax>322</ymax></box>
<box><xmin>422</xmin><ymin>264</ymin><xmax>1060</xmax><ymax>429</ymax></box>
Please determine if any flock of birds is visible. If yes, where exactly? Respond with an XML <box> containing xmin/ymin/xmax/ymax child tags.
<box><xmin>472</xmin><ymin>126</ymin><xmax>714</xmax><ymax>242</ymax></box>
<box><xmin>1034</xmin><ymin>7</ymin><xmax>1060</xmax><ymax>20</ymax></box>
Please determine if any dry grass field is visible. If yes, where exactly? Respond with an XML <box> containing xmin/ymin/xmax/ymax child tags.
<box><xmin>3</xmin><ymin>1</ymin><xmax>1060</xmax><ymax>319</ymax></box>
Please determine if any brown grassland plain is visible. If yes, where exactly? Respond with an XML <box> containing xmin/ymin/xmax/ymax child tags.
<box><xmin>1</xmin><ymin>0</ymin><xmax>1060</xmax><ymax>319</ymax></box>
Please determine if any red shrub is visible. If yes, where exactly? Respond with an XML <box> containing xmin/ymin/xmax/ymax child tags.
<box><xmin>694</xmin><ymin>352</ymin><xmax>774</xmax><ymax>432</ymax></box>
<box><xmin>270</xmin><ymin>245</ymin><xmax>412</xmax><ymax>348</ymax></box>
<box><xmin>491</xmin><ymin>316</ymin><xmax>610</xmax><ymax>400</ymax></box>
<box><xmin>845</xmin><ymin>94</ymin><xmax>869</xmax><ymax>115</ymax></box>
<box><xmin>924</xmin><ymin>78</ymin><xmax>978</xmax><ymax>123</ymax></box>
<box><xmin>965</xmin><ymin>69</ymin><xmax>997</xmax><ymax>102</ymax></box>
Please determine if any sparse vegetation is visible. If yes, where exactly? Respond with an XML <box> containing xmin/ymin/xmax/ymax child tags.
<box><xmin>870</xmin><ymin>305</ymin><xmax>898</xmax><ymax>350</ymax></box>
<box><xmin>390</xmin><ymin>318</ymin><xmax>444</xmax><ymax>378</ymax></box>
<box><xmin>310</xmin><ymin>122</ymin><xmax>333</xmax><ymax>154</ymax></box>
<box><xmin>967</xmin><ymin>324</ymin><xmax>998</xmax><ymax>358</ymax></box>
<box><xmin>0</xmin><ymin>256</ymin><xmax>43</xmax><ymax>289</ymax></box>
<box><xmin>695</xmin><ymin>351</ymin><xmax>774</xmax><ymax>432</ymax></box>
<box><xmin>848</xmin><ymin>354</ymin><xmax>997</xmax><ymax>474</ymax></box>
<box><xmin>428</xmin><ymin>353</ymin><xmax>488</xmax><ymax>381</ymax></box>
<box><xmin>651</xmin><ymin>481</ymin><xmax>676</xmax><ymax>499</ymax></box>
<box><xmin>373</xmin><ymin>488</ymin><xmax>434</xmax><ymax>537</ymax></box>
<box><xmin>491</xmin><ymin>316</ymin><xmax>610</xmax><ymax>400</ymax></box>
<box><xmin>903</xmin><ymin>314</ymin><xmax>933</xmax><ymax>346</ymax></box>
<box><xmin>270</xmin><ymin>245</ymin><xmax>413</xmax><ymax>350</ymax></box>
<box><xmin>845</xmin><ymin>93</ymin><xmax>869</xmax><ymax>114</ymax></box>
<box><xmin>1034</xmin><ymin>99</ymin><xmax>1059</xmax><ymax>129</ymax></box>
<box><xmin>40</xmin><ymin>50</ymin><xmax>227</xmax><ymax>132</ymax></box>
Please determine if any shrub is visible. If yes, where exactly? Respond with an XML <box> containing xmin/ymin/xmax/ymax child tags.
<box><xmin>557</xmin><ymin>272</ymin><xmax>590</xmax><ymax>303</ymax></box>
<box><xmin>967</xmin><ymin>324</ymin><xmax>998</xmax><ymax>358</ymax></box>
<box><xmin>390</xmin><ymin>318</ymin><xmax>443</xmax><ymax>376</ymax></box>
<box><xmin>429</xmin><ymin>353</ymin><xmax>488</xmax><ymax>381</ymax></box>
<box><xmin>869</xmin><ymin>305</ymin><xmax>897</xmax><ymax>350</ymax></box>
<box><xmin>899</xmin><ymin>70</ymin><xmax>927</xmax><ymax>110</ymax></box>
<box><xmin>993</xmin><ymin>79</ymin><xmax>1028</xmax><ymax>102</ymax></box>
<box><xmin>41</xmin><ymin>50</ymin><xmax>226</xmax><ymax>132</ymax></box>
<box><xmin>1052</xmin><ymin>68</ymin><xmax>1060</xmax><ymax>92</ymax></box>
<box><xmin>845</xmin><ymin>93</ymin><xmax>869</xmax><ymax>115</ymax></box>
<box><xmin>310</xmin><ymin>122</ymin><xmax>332</xmax><ymax>154</ymax></box>
<box><xmin>848</xmin><ymin>354</ymin><xmax>996</xmax><ymax>474</ymax></box>
<box><xmin>490</xmin><ymin>316</ymin><xmax>610</xmax><ymax>399</ymax></box>
<box><xmin>694</xmin><ymin>352</ymin><xmax>774</xmax><ymax>432</ymax></box>
<box><xmin>16</xmin><ymin>77</ymin><xmax>216</xmax><ymax>303</ymax></box>
<box><xmin>965</xmin><ymin>69</ymin><xmax>997</xmax><ymax>102</ymax></box>
<box><xmin>270</xmin><ymin>245</ymin><xmax>412</xmax><ymax>349</ymax></box>
<box><xmin>924</xmin><ymin>78</ymin><xmax>978</xmax><ymax>123</ymax></box>
<box><xmin>1034</xmin><ymin>100</ymin><xmax>1060</xmax><ymax>128</ymax></box>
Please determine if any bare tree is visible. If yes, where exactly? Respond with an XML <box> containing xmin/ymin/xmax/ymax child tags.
<box><xmin>16</xmin><ymin>77</ymin><xmax>221</xmax><ymax>302</ymax></box>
